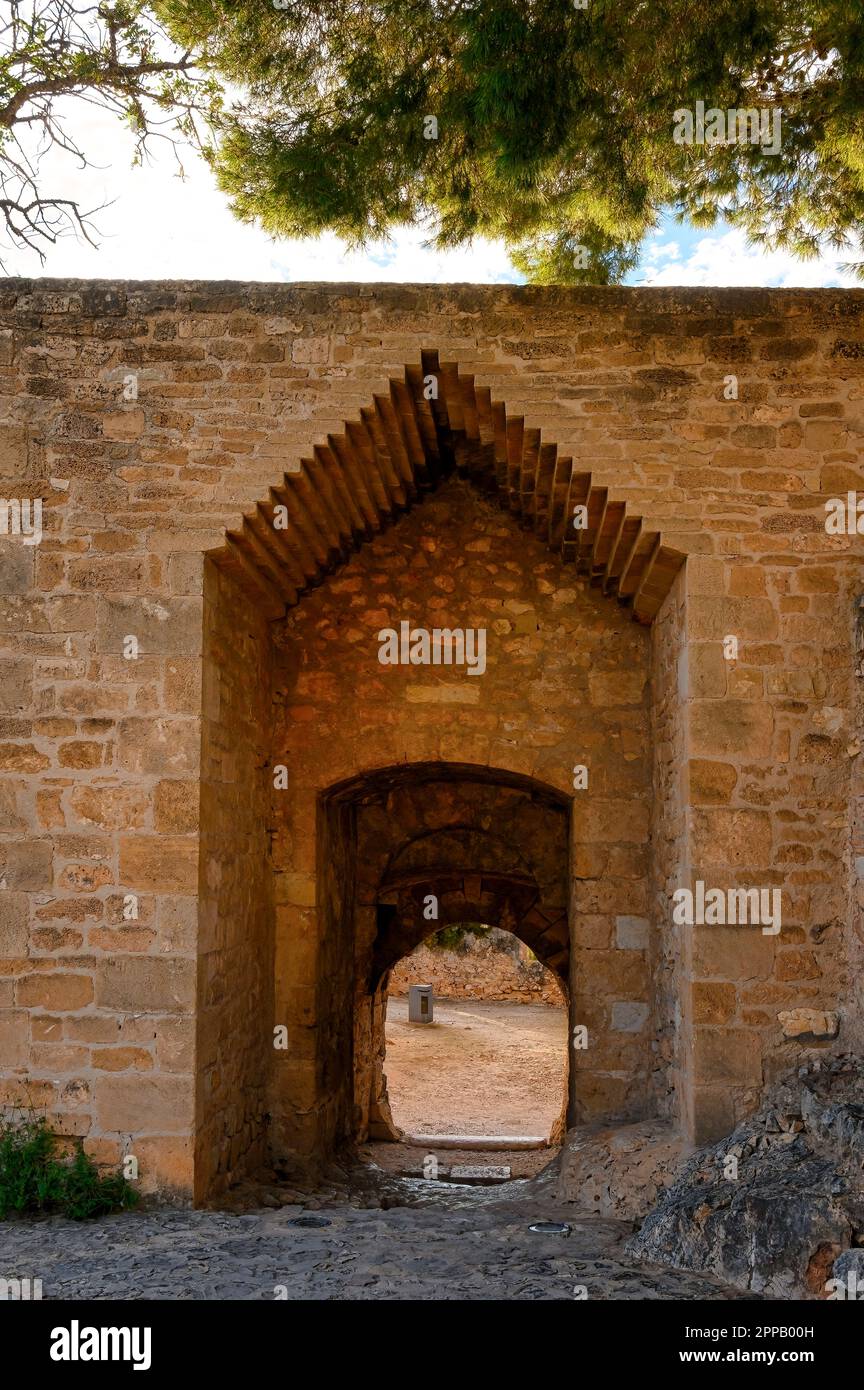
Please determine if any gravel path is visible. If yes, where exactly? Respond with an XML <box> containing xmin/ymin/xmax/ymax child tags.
<box><xmin>1</xmin><ymin>1175</ymin><xmax>758</xmax><ymax>1301</ymax></box>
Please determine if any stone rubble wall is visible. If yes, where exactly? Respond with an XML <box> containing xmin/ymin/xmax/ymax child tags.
<box><xmin>389</xmin><ymin>929</ymin><xmax>566</xmax><ymax>1006</ymax></box>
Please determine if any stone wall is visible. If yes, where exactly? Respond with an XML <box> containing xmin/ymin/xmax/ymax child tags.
<box><xmin>389</xmin><ymin>929</ymin><xmax>565</xmax><ymax>1006</ymax></box>
<box><xmin>685</xmin><ymin>547</ymin><xmax>859</xmax><ymax>1140</ymax></box>
<box><xmin>650</xmin><ymin>566</ymin><xmax>691</xmax><ymax>1123</ymax></box>
<box><xmin>0</xmin><ymin>279</ymin><xmax>860</xmax><ymax>1201</ymax></box>
<box><xmin>196</xmin><ymin>563</ymin><xmax>274</xmax><ymax>1200</ymax></box>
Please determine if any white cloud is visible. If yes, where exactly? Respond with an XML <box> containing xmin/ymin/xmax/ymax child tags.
<box><xmin>636</xmin><ymin>227</ymin><xmax>860</xmax><ymax>289</ymax></box>
<box><xmin>643</xmin><ymin>239</ymin><xmax>681</xmax><ymax>263</ymax></box>
<box><xmin>1</xmin><ymin>107</ymin><xmax>517</xmax><ymax>283</ymax></box>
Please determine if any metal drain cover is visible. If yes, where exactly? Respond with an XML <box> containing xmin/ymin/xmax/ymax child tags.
<box><xmin>528</xmin><ymin>1221</ymin><xmax>571</xmax><ymax>1237</ymax></box>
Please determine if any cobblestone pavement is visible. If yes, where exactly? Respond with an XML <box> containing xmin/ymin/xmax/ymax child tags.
<box><xmin>1</xmin><ymin>1170</ymin><xmax>759</xmax><ymax>1301</ymax></box>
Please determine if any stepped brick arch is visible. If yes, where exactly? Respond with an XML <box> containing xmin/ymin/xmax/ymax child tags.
<box><xmin>208</xmin><ymin>350</ymin><xmax>687</xmax><ymax>625</ymax></box>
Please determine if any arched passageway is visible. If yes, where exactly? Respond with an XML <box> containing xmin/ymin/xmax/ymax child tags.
<box><xmin>198</xmin><ymin>465</ymin><xmax>660</xmax><ymax>1196</ymax></box>
<box><xmin>316</xmin><ymin>762</ymin><xmax>571</xmax><ymax>1148</ymax></box>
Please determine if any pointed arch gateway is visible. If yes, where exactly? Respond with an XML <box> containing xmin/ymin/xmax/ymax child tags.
<box><xmin>198</xmin><ymin>350</ymin><xmax>673</xmax><ymax>1196</ymax></box>
<box><xmin>207</xmin><ymin>349</ymin><xmax>686</xmax><ymax>625</ymax></box>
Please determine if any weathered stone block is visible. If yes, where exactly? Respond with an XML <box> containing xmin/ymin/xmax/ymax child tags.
<box><xmin>154</xmin><ymin>780</ymin><xmax>199</xmax><ymax>833</ymax></box>
<box><xmin>693</xmin><ymin>926</ymin><xmax>775</xmax><ymax>981</ymax></box>
<box><xmin>96</xmin><ymin>957</ymin><xmax>195</xmax><ymax>1013</ymax></box>
<box><xmin>92</xmin><ymin>1046</ymin><xmax>154</xmax><ymax>1071</ymax></box>
<box><xmin>693</xmin><ymin>1028</ymin><xmax>762</xmax><ymax>1086</ymax></box>
<box><xmin>688</xmin><ymin>597</ymin><xmax>779</xmax><ymax>642</ymax></box>
<box><xmin>0</xmin><ymin>893</ymin><xmax>29</xmax><ymax>954</ymax></box>
<box><xmin>69</xmin><ymin>784</ymin><xmax>148</xmax><ymax>831</ymax></box>
<box><xmin>102</xmin><ymin>409</ymin><xmax>145</xmax><ymax>440</ymax></box>
<box><xmin>579</xmin><ymin>800</ymin><xmax>651</xmax><ymax>845</ymax></box>
<box><xmin>588</xmin><ymin>670</ymin><xmax>646</xmax><ymax>706</ymax></box>
<box><xmin>58</xmin><ymin>741</ymin><xmax>105</xmax><ymax>769</ymax></box>
<box><xmin>687</xmin><ymin>759</ymin><xmax>737</xmax><ymax>805</ymax></box>
<box><xmin>0</xmin><ymin>743</ymin><xmax>49</xmax><ymax>772</ymax></box>
<box><xmin>95</xmin><ymin>1074</ymin><xmax>194</xmax><ymax>1133</ymax></box>
<box><xmin>0</xmin><ymin>659</ymin><xmax>32</xmax><ymax>711</ymax></box>
<box><xmin>119</xmin><ymin>836</ymin><xmax>198</xmax><ymax>892</ymax></box>
<box><xmin>615</xmin><ymin>915</ymin><xmax>649</xmax><ymax>950</ymax></box>
<box><xmin>97</xmin><ymin>597</ymin><xmax>202</xmax><ymax>657</ymax></box>
<box><xmin>0</xmin><ymin>1009</ymin><xmax>28</xmax><ymax>1066</ymax></box>
<box><xmin>777</xmin><ymin>1008</ymin><xmax>838</xmax><ymax>1039</ymax></box>
<box><xmin>30</xmin><ymin>1043</ymin><xmax>88</xmax><ymax>1071</ymax></box>
<box><xmin>690</xmin><ymin>700</ymin><xmax>773</xmax><ymax>758</ymax></box>
<box><xmin>0</xmin><ymin>839</ymin><xmax>53</xmax><ymax>890</ymax></box>
<box><xmin>692</xmin><ymin>981</ymin><xmax>737</xmax><ymax>1024</ymax></box>
<box><xmin>117</xmin><ymin>719</ymin><xmax>200</xmax><ymax>775</ymax></box>
<box><xmin>693</xmin><ymin>808</ymin><xmax>772</xmax><ymax>867</ymax></box>
<box><xmin>611</xmin><ymin>1001</ymin><xmax>649</xmax><ymax>1032</ymax></box>
<box><xmin>17</xmin><ymin>974</ymin><xmax>94</xmax><ymax>1010</ymax></box>
<box><xmin>687</xmin><ymin>643</ymin><xmax>727</xmax><ymax>698</ymax></box>
<box><xmin>134</xmin><ymin>1135</ymin><xmax>195</xmax><ymax>1195</ymax></box>
<box><xmin>0</xmin><ymin>547</ymin><xmax>33</xmax><ymax>597</ymax></box>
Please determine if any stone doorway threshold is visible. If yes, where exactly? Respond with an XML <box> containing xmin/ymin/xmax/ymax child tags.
<box><xmin>403</xmin><ymin>1132</ymin><xmax>547</xmax><ymax>1149</ymax></box>
<box><xmin>361</xmin><ymin>1138</ymin><xmax>558</xmax><ymax>1183</ymax></box>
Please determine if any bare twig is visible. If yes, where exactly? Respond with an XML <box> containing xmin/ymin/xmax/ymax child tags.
<box><xmin>0</xmin><ymin>0</ymin><xmax>217</xmax><ymax>262</ymax></box>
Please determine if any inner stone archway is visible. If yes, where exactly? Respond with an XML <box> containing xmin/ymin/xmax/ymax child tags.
<box><xmin>317</xmin><ymin>764</ymin><xmax>571</xmax><ymax>1147</ymax></box>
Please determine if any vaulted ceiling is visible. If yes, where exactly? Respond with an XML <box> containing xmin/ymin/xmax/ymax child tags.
<box><xmin>209</xmin><ymin>349</ymin><xmax>686</xmax><ymax>624</ymax></box>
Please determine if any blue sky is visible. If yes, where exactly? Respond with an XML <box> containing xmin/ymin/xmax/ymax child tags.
<box><xmin>628</xmin><ymin>213</ymin><xmax>859</xmax><ymax>289</ymax></box>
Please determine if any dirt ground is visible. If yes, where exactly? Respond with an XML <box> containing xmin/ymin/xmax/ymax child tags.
<box><xmin>384</xmin><ymin>996</ymin><xmax>568</xmax><ymax>1139</ymax></box>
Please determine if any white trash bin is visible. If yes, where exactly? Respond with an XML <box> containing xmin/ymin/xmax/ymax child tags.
<box><xmin>408</xmin><ymin>983</ymin><xmax>433</xmax><ymax>1023</ymax></box>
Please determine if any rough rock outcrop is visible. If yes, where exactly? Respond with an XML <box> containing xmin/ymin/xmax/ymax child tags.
<box><xmin>626</xmin><ymin>1057</ymin><xmax>864</xmax><ymax>1298</ymax></box>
